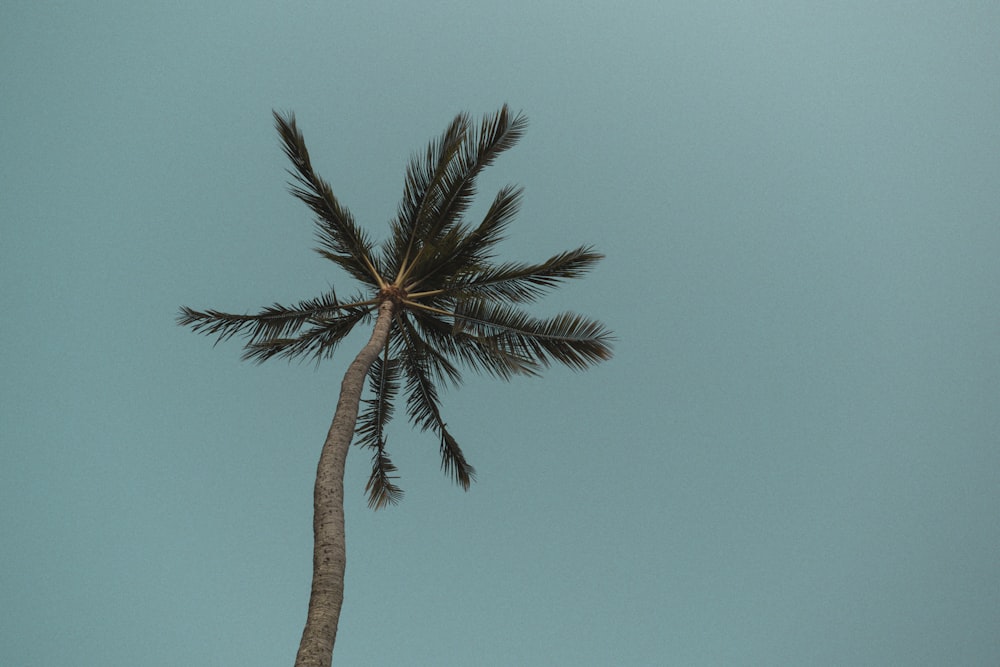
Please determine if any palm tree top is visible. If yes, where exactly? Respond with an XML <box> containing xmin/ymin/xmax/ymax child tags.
<box><xmin>179</xmin><ymin>105</ymin><xmax>613</xmax><ymax>508</ymax></box>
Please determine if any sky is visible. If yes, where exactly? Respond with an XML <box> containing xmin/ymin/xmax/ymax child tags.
<box><xmin>2</xmin><ymin>1</ymin><xmax>999</xmax><ymax>665</ymax></box>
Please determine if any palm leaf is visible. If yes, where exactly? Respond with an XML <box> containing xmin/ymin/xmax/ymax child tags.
<box><xmin>409</xmin><ymin>306</ymin><xmax>539</xmax><ymax>380</ymax></box>
<box><xmin>395</xmin><ymin>312</ymin><xmax>465</xmax><ymax>386</ymax></box>
<box><xmin>357</xmin><ymin>351</ymin><xmax>404</xmax><ymax>509</ymax></box>
<box><xmin>451</xmin><ymin>183</ymin><xmax>524</xmax><ymax>264</ymax></box>
<box><xmin>448</xmin><ymin>246</ymin><xmax>604</xmax><ymax>303</ymax></box>
<box><xmin>241</xmin><ymin>305</ymin><xmax>372</xmax><ymax>364</ymax></box>
<box><xmin>439</xmin><ymin>430</ymin><xmax>475</xmax><ymax>493</ymax></box>
<box><xmin>393</xmin><ymin>106</ymin><xmax>528</xmax><ymax>284</ymax></box>
<box><xmin>419</xmin><ymin>106</ymin><xmax>525</xmax><ymax>251</ymax></box>
<box><xmin>397</xmin><ymin>322</ymin><xmax>476</xmax><ymax>488</ymax></box>
<box><xmin>364</xmin><ymin>448</ymin><xmax>403</xmax><ymax>510</ymax></box>
<box><xmin>356</xmin><ymin>353</ymin><xmax>401</xmax><ymax>450</ymax></box>
<box><xmin>402</xmin><ymin>185</ymin><xmax>524</xmax><ymax>295</ymax></box>
<box><xmin>177</xmin><ymin>290</ymin><xmax>374</xmax><ymax>347</ymax></box>
<box><xmin>383</xmin><ymin>114</ymin><xmax>469</xmax><ymax>279</ymax></box>
<box><xmin>451</xmin><ymin>301</ymin><xmax>614</xmax><ymax>371</ymax></box>
<box><xmin>273</xmin><ymin>111</ymin><xmax>382</xmax><ymax>287</ymax></box>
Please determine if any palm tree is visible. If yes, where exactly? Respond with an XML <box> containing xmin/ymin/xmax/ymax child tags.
<box><xmin>178</xmin><ymin>105</ymin><xmax>613</xmax><ymax>667</ymax></box>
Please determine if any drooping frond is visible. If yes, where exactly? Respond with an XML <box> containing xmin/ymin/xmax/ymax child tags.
<box><xmin>439</xmin><ymin>430</ymin><xmax>475</xmax><ymax>492</ymax></box>
<box><xmin>273</xmin><ymin>110</ymin><xmax>383</xmax><ymax>287</ymax></box>
<box><xmin>357</xmin><ymin>351</ymin><xmax>404</xmax><ymax>509</ymax></box>
<box><xmin>357</xmin><ymin>354</ymin><xmax>400</xmax><ymax>449</ymax></box>
<box><xmin>395</xmin><ymin>312</ymin><xmax>465</xmax><ymax>386</ymax></box>
<box><xmin>397</xmin><ymin>321</ymin><xmax>476</xmax><ymax>488</ymax></box>
<box><xmin>177</xmin><ymin>290</ymin><xmax>376</xmax><ymax>347</ymax></box>
<box><xmin>364</xmin><ymin>448</ymin><xmax>403</xmax><ymax>510</ymax></box>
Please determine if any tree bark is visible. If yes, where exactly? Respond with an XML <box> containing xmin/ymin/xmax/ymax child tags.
<box><xmin>294</xmin><ymin>299</ymin><xmax>395</xmax><ymax>667</ymax></box>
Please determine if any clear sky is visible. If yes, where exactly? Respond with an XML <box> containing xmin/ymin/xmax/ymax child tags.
<box><xmin>2</xmin><ymin>2</ymin><xmax>999</xmax><ymax>665</ymax></box>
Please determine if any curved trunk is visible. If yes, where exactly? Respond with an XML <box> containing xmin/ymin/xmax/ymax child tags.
<box><xmin>294</xmin><ymin>299</ymin><xmax>395</xmax><ymax>667</ymax></box>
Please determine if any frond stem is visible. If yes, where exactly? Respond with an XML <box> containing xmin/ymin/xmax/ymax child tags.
<box><xmin>365</xmin><ymin>257</ymin><xmax>388</xmax><ymax>290</ymax></box>
<box><xmin>404</xmin><ymin>288</ymin><xmax>447</xmax><ymax>300</ymax></box>
<box><xmin>401</xmin><ymin>299</ymin><xmax>457</xmax><ymax>319</ymax></box>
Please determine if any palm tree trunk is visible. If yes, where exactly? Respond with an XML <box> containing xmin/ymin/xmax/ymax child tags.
<box><xmin>294</xmin><ymin>298</ymin><xmax>395</xmax><ymax>667</ymax></box>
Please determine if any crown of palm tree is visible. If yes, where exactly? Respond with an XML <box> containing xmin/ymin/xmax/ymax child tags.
<box><xmin>179</xmin><ymin>105</ymin><xmax>613</xmax><ymax>509</ymax></box>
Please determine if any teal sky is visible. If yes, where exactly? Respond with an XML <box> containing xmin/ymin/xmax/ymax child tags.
<box><xmin>3</xmin><ymin>2</ymin><xmax>999</xmax><ymax>665</ymax></box>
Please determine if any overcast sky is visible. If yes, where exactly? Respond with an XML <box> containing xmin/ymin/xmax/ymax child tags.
<box><xmin>3</xmin><ymin>2</ymin><xmax>999</xmax><ymax>665</ymax></box>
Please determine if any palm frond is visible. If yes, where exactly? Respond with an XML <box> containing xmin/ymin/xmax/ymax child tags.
<box><xmin>357</xmin><ymin>351</ymin><xmax>404</xmax><ymax>509</ymax></box>
<box><xmin>455</xmin><ymin>183</ymin><xmax>524</xmax><ymax>264</ymax></box>
<box><xmin>424</xmin><ymin>106</ymin><xmax>527</xmax><ymax>241</ymax></box>
<box><xmin>273</xmin><ymin>110</ymin><xmax>382</xmax><ymax>287</ymax></box>
<box><xmin>451</xmin><ymin>301</ymin><xmax>614</xmax><ymax>371</ymax></box>
<box><xmin>446</xmin><ymin>246</ymin><xmax>604</xmax><ymax>304</ymax></box>
<box><xmin>356</xmin><ymin>353</ymin><xmax>401</xmax><ymax>450</ymax></box>
<box><xmin>439</xmin><ymin>430</ymin><xmax>475</xmax><ymax>492</ymax></box>
<box><xmin>408</xmin><ymin>306</ymin><xmax>539</xmax><ymax>380</ymax></box>
<box><xmin>177</xmin><ymin>290</ymin><xmax>375</xmax><ymax>346</ymax></box>
<box><xmin>402</xmin><ymin>185</ymin><xmax>524</xmax><ymax>294</ymax></box>
<box><xmin>241</xmin><ymin>305</ymin><xmax>372</xmax><ymax>364</ymax></box>
<box><xmin>397</xmin><ymin>322</ymin><xmax>476</xmax><ymax>489</ymax></box>
<box><xmin>383</xmin><ymin>114</ymin><xmax>469</xmax><ymax>278</ymax></box>
<box><xmin>177</xmin><ymin>306</ymin><xmax>265</xmax><ymax>344</ymax></box>
<box><xmin>391</xmin><ymin>106</ymin><xmax>528</xmax><ymax>283</ymax></box>
<box><xmin>364</xmin><ymin>448</ymin><xmax>404</xmax><ymax>510</ymax></box>
<box><xmin>395</xmin><ymin>312</ymin><xmax>465</xmax><ymax>386</ymax></box>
